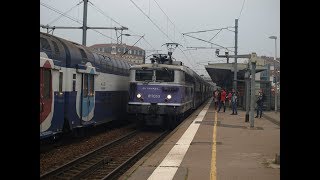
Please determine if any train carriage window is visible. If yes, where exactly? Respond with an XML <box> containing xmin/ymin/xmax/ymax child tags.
<box><xmin>115</xmin><ymin>59</ymin><xmax>121</xmax><ymax>74</ymax></box>
<box><xmin>119</xmin><ymin>60</ymin><xmax>126</xmax><ymax>74</ymax></box>
<box><xmin>124</xmin><ymin>62</ymin><xmax>130</xmax><ymax>75</ymax></box>
<box><xmin>89</xmin><ymin>74</ymin><xmax>94</xmax><ymax>96</ymax></box>
<box><xmin>185</xmin><ymin>73</ymin><xmax>194</xmax><ymax>83</ymax></box>
<box><xmin>101</xmin><ymin>59</ymin><xmax>107</xmax><ymax>72</ymax></box>
<box><xmin>117</xmin><ymin>60</ymin><xmax>122</xmax><ymax>74</ymax></box>
<box><xmin>79</xmin><ymin>48</ymin><xmax>88</xmax><ymax>60</ymax></box>
<box><xmin>51</xmin><ymin>41</ymin><xmax>60</xmax><ymax>56</ymax></box>
<box><xmin>43</xmin><ymin>69</ymin><xmax>51</xmax><ymax>99</ymax></box>
<box><xmin>83</xmin><ymin>74</ymin><xmax>88</xmax><ymax>97</ymax></box>
<box><xmin>40</xmin><ymin>37</ymin><xmax>52</xmax><ymax>52</ymax></box>
<box><xmin>72</xmin><ymin>80</ymin><xmax>76</xmax><ymax>91</ymax></box>
<box><xmin>110</xmin><ymin>58</ymin><xmax>117</xmax><ymax>73</ymax></box>
<box><xmin>72</xmin><ymin>74</ymin><xmax>76</xmax><ymax>91</ymax></box>
<box><xmin>98</xmin><ymin>54</ymin><xmax>104</xmax><ymax>67</ymax></box>
<box><xmin>59</xmin><ymin>72</ymin><xmax>63</xmax><ymax>94</ymax></box>
<box><xmin>118</xmin><ymin>60</ymin><xmax>124</xmax><ymax>74</ymax></box>
<box><xmin>106</xmin><ymin>57</ymin><xmax>113</xmax><ymax>72</ymax></box>
<box><xmin>92</xmin><ymin>53</ymin><xmax>100</xmax><ymax>65</ymax></box>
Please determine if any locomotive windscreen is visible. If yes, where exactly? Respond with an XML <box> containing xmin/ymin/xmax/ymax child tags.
<box><xmin>136</xmin><ymin>70</ymin><xmax>153</xmax><ymax>81</ymax></box>
<box><xmin>135</xmin><ymin>69</ymin><xmax>174</xmax><ymax>82</ymax></box>
<box><xmin>155</xmin><ymin>69</ymin><xmax>174</xmax><ymax>82</ymax></box>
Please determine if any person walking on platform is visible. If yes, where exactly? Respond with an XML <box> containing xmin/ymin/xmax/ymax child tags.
<box><xmin>218</xmin><ymin>88</ymin><xmax>226</xmax><ymax>112</ymax></box>
<box><xmin>255</xmin><ymin>90</ymin><xmax>265</xmax><ymax>118</ymax></box>
<box><xmin>231</xmin><ymin>88</ymin><xmax>238</xmax><ymax>115</ymax></box>
<box><xmin>213</xmin><ymin>89</ymin><xmax>219</xmax><ymax>110</ymax></box>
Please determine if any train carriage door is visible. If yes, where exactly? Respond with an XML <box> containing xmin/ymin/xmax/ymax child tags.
<box><xmin>40</xmin><ymin>66</ymin><xmax>52</xmax><ymax>124</ymax></box>
<box><xmin>78</xmin><ymin>63</ymin><xmax>97</xmax><ymax>123</ymax></box>
<box><xmin>80</xmin><ymin>73</ymin><xmax>89</xmax><ymax>122</ymax></box>
<box><xmin>192</xmin><ymin>83</ymin><xmax>196</xmax><ymax>109</ymax></box>
<box><xmin>87</xmin><ymin>74</ymin><xmax>95</xmax><ymax>120</ymax></box>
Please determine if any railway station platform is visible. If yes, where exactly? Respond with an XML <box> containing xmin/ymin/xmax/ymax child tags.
<box><xmin>119</xmin><ymin>99</ymin><xmax>280</xmax><ymax>180</ymax></box>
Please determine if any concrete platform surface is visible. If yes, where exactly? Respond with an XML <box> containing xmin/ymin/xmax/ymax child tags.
<box><xmin>119</xmin><ymin>100</ymin><xmax>280</xmax><ymax>180</ymax></box>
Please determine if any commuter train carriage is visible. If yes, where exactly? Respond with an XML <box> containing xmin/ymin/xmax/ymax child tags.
<box><xmin>40</xmin><ymin>32</ymin><xmax>132</xmax><ymax>140</ymax></box>
<box><xmin>127</xmin><ymin>54</ymin><xmax>214</xmax><ymax>129</ymax></box>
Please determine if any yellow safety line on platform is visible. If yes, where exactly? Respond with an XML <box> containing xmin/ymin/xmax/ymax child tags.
<box><xmin>210</xmin><ymin>110</ymin><xmax>218</xmax><ymax>180</ymax></box>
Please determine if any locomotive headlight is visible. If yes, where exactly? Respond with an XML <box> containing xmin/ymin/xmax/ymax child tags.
<box><xmin>137</xmin><ymin>93</ymin><xmax>142</xmax><ymax>99</ymax></box>
<box><xmin>167</xmin><ymin>94</ymin><xmax>172</xmax><ymax>100</ymax></box>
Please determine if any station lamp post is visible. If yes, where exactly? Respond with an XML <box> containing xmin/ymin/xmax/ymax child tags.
<box><xmin>269</xmin><ymin>35</ymin><xmax>278</xmax><ymax>112</ymax></box>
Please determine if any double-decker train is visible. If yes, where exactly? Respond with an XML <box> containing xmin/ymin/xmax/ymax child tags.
<box><xmin>127</xmin><ymin>54</ymin><xmax>214</xmax><ymax>129</ymax></box>
<box><xmin>40</xmin><ymin>32</ymin><xmax>132</xmax><ymax>140</ymax></box>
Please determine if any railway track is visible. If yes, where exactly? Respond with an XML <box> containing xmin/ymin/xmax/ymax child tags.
<box><xmin>40</xmin><ymin>129</ymin><xmax>169</xmax><ymax>180</ymax></box>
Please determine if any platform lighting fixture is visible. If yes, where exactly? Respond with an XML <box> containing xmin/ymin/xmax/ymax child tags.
<box><xmin>268</xmin><ymin>35</ymin><xmax>278</xmax><ymax>112</ymax></box>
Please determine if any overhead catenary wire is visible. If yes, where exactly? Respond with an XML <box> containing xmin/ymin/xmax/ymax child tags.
<box><xmin>41</xmin><ymin>2</ymin><xmax>116</xmax><ymax>41</ymax></box>
<box><xmin>88</xmin><ymin>1</ymin><xmax>124</xmax><ymax>27</ymax></box>
<box><xmin>143</xmin><ymin>0</ymin><xmax>199</xmax><ymax>68</ymax></box>
<box><xmin>128</xmin><ymin>0</ymin><xmax>198</xmax><ymax>68</ymax></box>
<box><xmin>89</xmin><ymin>0</ymin><xmax>156</xmax><ymax>52</ymax></box>
<box><xmin>122</xmin><ymin>35</ymin><xmax>145</xmax><ymax>56</ymax></box>
<box><xmin>41</xmin><ymin>2</ymin><xmax>82</xmax><ymax>24</ymax></box>
<box><xmin>182</xmin><ymin>27</ymin><xmax>234</xmax><ymax>35</ymax></box>
<box><xmin>151</xmin><ymin>0</ymin><xmax>200</xmax><ymax>66</ymax></box>
<box><xmin>238</xmin><ymin>0</ymin><xmax>246</xmax><ymax>20</ymax></box>
<box><xmin>48</xmin><ymin>1</ymin><xmax>83</xmax><ymax>25</ymax></box>
<box><xmin>128</xmin><ymin>0</ymin><xmax>174</xmax><ymax>43</ymax></box>
<box><xmin>208</xmin><ymin>29</ymin><xmax>222</xmax><ymax>42</ymax></box>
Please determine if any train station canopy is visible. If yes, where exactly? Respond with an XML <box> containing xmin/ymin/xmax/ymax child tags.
<box><xmin>205</xmin><ymin>62</ymin><xmax>267</xmax><ymax>88</ymax></box>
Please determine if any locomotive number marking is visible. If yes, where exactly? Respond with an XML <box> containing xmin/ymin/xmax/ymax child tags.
<box><xmin>148</xmin><ymin>94</ymin><xmax>160</xmax><ymax>98</ymax></box>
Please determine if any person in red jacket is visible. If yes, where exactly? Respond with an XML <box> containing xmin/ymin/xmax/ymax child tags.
<box><xmin>218</xmin><ymin>88</ymin><xmax>226</xmax><ymax>112</ymax></box>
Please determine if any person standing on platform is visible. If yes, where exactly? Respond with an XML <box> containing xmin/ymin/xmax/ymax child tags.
<box><xmin>231</xmin><ymin>88</ymin><xmax>238</xmax><ymax>115</ymax></box>
<box><xmin>218</xmin><ymin>88</ymin><xmax>226</xmax><ymax>112</ymax></box>
<box><xmin>255</xmin><ymin>90</ymin><xmax>265</xmax><ymax>118</ymax></box>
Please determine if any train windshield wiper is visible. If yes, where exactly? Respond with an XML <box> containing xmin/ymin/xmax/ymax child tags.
<box><xmin>143</xmin><ymin>80</ymin><xmax>152</xmax><ymax>84</ymax></box>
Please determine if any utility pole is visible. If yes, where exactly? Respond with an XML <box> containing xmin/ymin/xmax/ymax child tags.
<box><xmin>274</xmin><ymin>39</ymin><xmax>278</xmax><ymax>112</ymax></box>
<box><xmin>234</xmin><ymin>19</ymin><xmax>238</xmax><ymax>91</ymax></box>
<box><xmin>249</xmin><ymin>58</ymin><xmax>257</xmax><ymax>128</ymax></box>
<box><xmin>269</xmin><ymin>36</ymin><xmax>278</xmax><ymax>112</ymax></box>
<box><xmin>82</xmin><ymin>0</ymin><xmax>88</xmax><ymax>46</ymax></box>
<box><xmin>245</xmin><ymin>68</ymin><xmax>250</xmax><ymax>122</ymax></box>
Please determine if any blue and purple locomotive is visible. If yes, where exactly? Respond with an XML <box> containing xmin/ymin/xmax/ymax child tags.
<box><xmin>127</xmin><ymin>54</ymin><xmax>214</xmax><ymax>129</ymax></box>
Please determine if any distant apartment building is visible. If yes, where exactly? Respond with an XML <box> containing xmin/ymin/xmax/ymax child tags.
<box><xmin>90</xmin><ymin>43</ymin><xmax>146</xmax><ymax>64</ymax></box>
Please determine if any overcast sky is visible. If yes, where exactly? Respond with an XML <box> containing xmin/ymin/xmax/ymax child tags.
<box><xmin>40</xmin><ymin>0</ymin><xmax>280</xmax><ymax>77</ymax></box>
